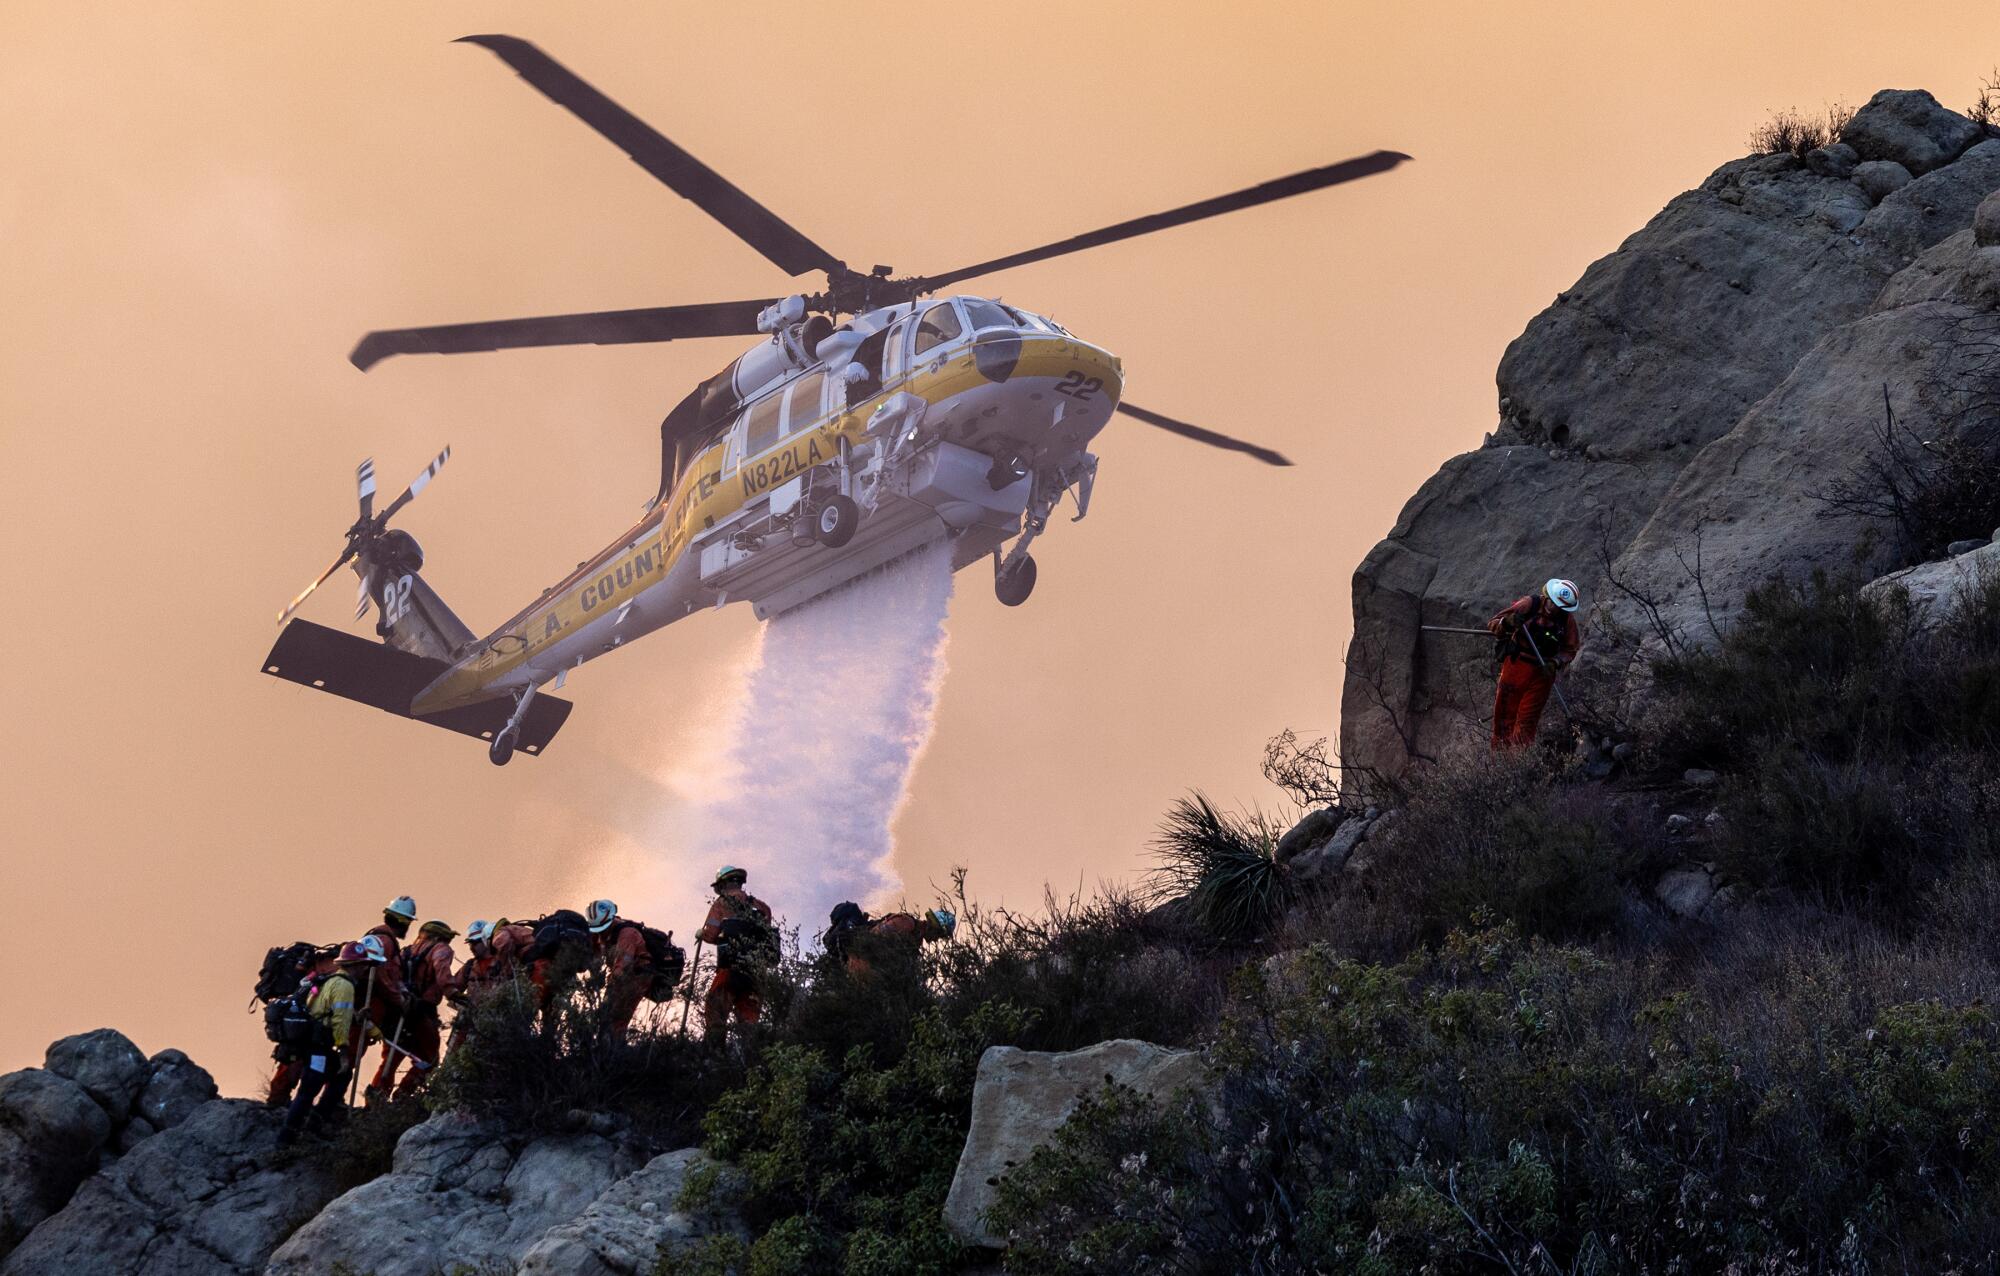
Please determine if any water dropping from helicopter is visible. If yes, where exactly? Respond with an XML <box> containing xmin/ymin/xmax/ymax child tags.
<box><xmin>685</xmin><ymin>543</ymin><xmax>956</xmax><ymax>929</ymax></box>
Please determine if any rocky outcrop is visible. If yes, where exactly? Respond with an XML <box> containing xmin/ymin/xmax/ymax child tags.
<box><xmin>944</xmin><ymin>1040</ymin><xmax>1211</xmax><ymax>1249</ymax></box>
<box><xmin>0</xmin><ymin>1071</ymin><xmax>112</xmax><ymax>1257</ymax></box>
<box><xmin>1342</xmin><ymin>90</ymin><xmax>2000</xmax><ymax>777</ymax></box>
<box><xmin>1841</xmin><ymin>89</ymin><xmax>1985</xmax><ymax>176</ymax></box>
<box><xmin>1862</xmin><ymin>536</ymin><xmax>2000</xmax><ymax>625</ymax></box>
<box><xmin>0</xmin><ymin>1100</ymin><xmax>336</xmax><ymax>1276</ymax></box>
<box><xmin>266</xmin><ymin>1111</ymin><xmax>652</xmax><ymax>1276</ymax></box>
<box><xmin>0</xmin><ymin>1031</ymin><xmax>218</xmax><ymax>1262</ymax></box>
<box><xmin>517</xmin><ymin>1148</ymin><xmax>749</xmax><ymax>1276</ymax></box>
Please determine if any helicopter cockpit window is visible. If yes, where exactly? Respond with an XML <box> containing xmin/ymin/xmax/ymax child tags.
<box><xmin>912</xmin><ymin>302</ymin><xmax>963</xmax><ymax>356</ymax></box>
<box><xmin>1003</xmin><ymin>305</ymin><xmax>1046</xmax><ymax>332</ymax></box>
<box><xmin>783</xmin><ymin>370</ymin><xmax>826</xmax><ymax>435</ymax></box>
<box><xmin>743</xmin><ymin>391</ymin><xmax>783</xmax><ymax>459</ymax></box>
<box><xmin>962</xmin><ymin>298</ymin><xmax>1014</xmax><ymax>333</ymax></box>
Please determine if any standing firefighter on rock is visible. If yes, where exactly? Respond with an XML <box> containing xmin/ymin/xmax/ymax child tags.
<box><xmin>696</xmin><ymin>866</ymin><xmax>777</xmax><ymax>1044</ymax></box>
<box><xmin>1487</xmin><ymin>577</ymin><xmax>1581</xmax><ymax>749</ymax></box>
<box><xmin>371</xmin><ymin>920</ymin><xmax>456</xmax><ymax>1101</ymax></box>
<box><xmin>585</xmin><ymin>899</ymin><xmax>684</xmax><ymax>1038</ymax></box>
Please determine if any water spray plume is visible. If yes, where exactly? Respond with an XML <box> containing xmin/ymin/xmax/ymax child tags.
<box><xmin>688</xmin><ymin>543</ymin><xmax>956</xmax><ymax>930</ymax></box>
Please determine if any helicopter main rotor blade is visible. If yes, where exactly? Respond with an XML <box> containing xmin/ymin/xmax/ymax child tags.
<box><xmin>376</xmin><ymin>444</ymin><xmax>453</xmax><ymax>524</ymax></box>
<box><xmin>349</xmin><ymin>298</ymin><xmax>778</xmax><ymax>370</ymax></box>
<box><xmin>911</xmin><ymin>150</ymin><xmax>1410</xmax><ymax>294</ymax></box>
<box><xmin>1117</xmin><ymin>402</ymin><xmax>1293</xmax><ymax>467</ymax></box>
<box><xmin>457</xmin><ymin>35</ymin><xmax>844</xmax><ymax>279</ymax></box>
<box><xmin>279</xmin><ymin>547</ymin><xmax>358</xmax><ymax>624</ymax></box>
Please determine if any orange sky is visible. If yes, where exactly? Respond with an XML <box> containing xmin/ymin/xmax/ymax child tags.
<box><xmin>3</xmin><ymin>1</ymin><xmax>1993</xmax><ymax>1087</ymax></box>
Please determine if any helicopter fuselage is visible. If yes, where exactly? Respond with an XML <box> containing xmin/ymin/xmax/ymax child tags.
<box><xmin>406</xmin><ymin>295</ymin><xmax>1119</xmax><ymax>716</ymax></box>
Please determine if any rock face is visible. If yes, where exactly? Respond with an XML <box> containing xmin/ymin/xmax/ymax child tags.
<box><xmin>517</xmin><ymin>1148</ymin><xmax>749</xmax><ymax>1276</ymax></box>
<box><xmin>0</xmin><ymin>1071</ymin><xmax>112</xmax><ymax>1257</ymax></box>
<box><xmin>0</xmin><ymin>1030</ymin><xmax>221</xmax><ymax>1262</ymax></box>
<box><xmin>1342</xmin><ymin>92</ymin><xmax>2000</xmax><ymax>778</ymax></box>
<box><xmin>1841</xmin><ymin>89</ymin><xmax>1984</xmax><ymax>176</ymax></box>
<box><xmin>134</xmin><ymin>1050</ymin><xmax>216</xmax><ymax>1132</ymax></box>
<box><xmin>944</xmin><ymin>1040</ymin><xmax>1210</xmax><ymax>1249</ymax></box>
<box><xmin>266</xmin><ymin>1111</ymin><xmax>652</xmax><ymax>1276</ymax></box>
<box><xmin>43</xmin><ymin>1030</ymin><xmax>147</xmax><ymax>1119</ymax></box>
<box><xmin>0</xmin><ymin>1100</ymin><xmax>338</xmax><ymax>1276</ymax></box>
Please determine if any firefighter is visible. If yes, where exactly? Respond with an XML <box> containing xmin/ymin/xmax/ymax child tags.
<box><xmin>277</xmin><ymin>940</ymin><xmax>378</xmax><ymax>1145</ymax></box>
<box><xmin>586</xmin><ymin>900</ymin><xmax>657</xmax><ymax>1037</ymax></box>
<box><xmin>842</xmin><ymin>908</ymin><xmax>956</xmax><ymax>979</ymax></box>
<box><xmin>370</xmin><ymin>919</ymin><xmax>455</xmax><ymax>1102</ymax></box>
<box><xmin>1487</xmin><ymin>577</ymin><xmax>1582</xmax><ymax>750</ymax></box>
<box><xmin>458</xmin><ymin>918</ymin><xmax>536</xmax><ymax>995</ymax></box>
<box><xmin>695</xmin><ymin>867</ymin><xmax>777</xmax><ymax>1044</ymax></box>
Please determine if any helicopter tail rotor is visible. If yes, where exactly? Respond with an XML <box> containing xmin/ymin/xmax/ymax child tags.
<box><xmin>276</xmin><ymin>447</ymin><xmax>454</xmax><ymax>625</ymax></box>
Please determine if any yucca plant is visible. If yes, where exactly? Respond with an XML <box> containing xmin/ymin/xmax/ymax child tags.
<box><xmin>1147</xmin><ymin>792</ymin><xmax>1291</xmax><ymax>942</ymax></box>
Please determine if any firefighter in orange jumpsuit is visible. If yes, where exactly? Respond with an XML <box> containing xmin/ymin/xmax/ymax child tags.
<box><xmin>458</xmin><ymin>918</ymin><xmax>535</xmax><ymax>995</ymax></box>
<box><xmin>696</xmin><ymin>867</ymin><xmax>776</xmax><ymax>1044</ymax></box>
<box><xmin>370</xmin><ymin>919</ymin><xmax>455</xmax><ymax>1101</ymax></box>
<box><xmin>844</xmin><ymin>909</ymin><xmax>956</xmax><ymax>978</ymax></box>
<box><xmin>1487</xmin><ymin>577</ymin><xmax>1582</xmax><ymax>749</ymax></box>
<box><xmin>353</xmin><ymin>896</ymin><xmax>416</xmax><ymax>1094</ymax></box>
<box><xmin>584</xmin><ymin>900</ymin><xmax>658</xmax><ymax>1036</ymax></box>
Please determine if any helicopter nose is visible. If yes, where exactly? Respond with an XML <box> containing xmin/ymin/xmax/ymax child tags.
<box><xmin>971</xmin><ymin>331</ymin><xmax>1022</xmax><ymax>383</ymax></box>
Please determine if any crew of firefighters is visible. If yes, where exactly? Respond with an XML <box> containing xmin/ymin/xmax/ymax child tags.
<box><xmin>267</xmin><ymin>864</ymin><xmax>956</xmax><ymax>1144</ymax></box>
<box><xmin>271</xmin><ymin>576</ymin><xmax>1578</xmax><ymax>1143</ymax></box>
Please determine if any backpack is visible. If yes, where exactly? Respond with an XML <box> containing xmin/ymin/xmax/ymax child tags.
<box><xmin>612</xmin><ymin>922</ymin><xmax>687</xmax><ymax>1002</ymax></box>
<box><xmin>528</xmin><ymin>909</ymin><xmax>594</xmax><ymax>962</ymax></box>
<box><xmin>254</xmin><ymin>941</ymin><xmax>320</xmax><ymax>1005</ymax></box>
<box><xmin>822</xmin><ymin>902</ymin><xmax>872</xmax><ymax>962</ymax></box>
<box><xmin>263</xmin><ymin>975</ymin><xmax>325</xmax><ymax>1052</ymax></box>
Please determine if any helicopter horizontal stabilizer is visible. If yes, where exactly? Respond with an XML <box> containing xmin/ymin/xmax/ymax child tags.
<box><xmin>260</xmin><ymin>619</ymin><xmax>572</xmax><ymax>757</ymax></box>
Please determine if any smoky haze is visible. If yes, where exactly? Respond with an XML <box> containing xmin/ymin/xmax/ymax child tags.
<box><xmin>2</xmin><ymin>0</ymin><xmax>1993</xmax><ymax>1088</ymax></box>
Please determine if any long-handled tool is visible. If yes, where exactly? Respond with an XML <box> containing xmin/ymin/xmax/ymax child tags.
<box><xmin>1419</xmin><ymin>625</ymin><xmax>1493</xmax><ymax>636</ymax></box>
<box><xmin>346</xmin><ymin>968</ymin><xmax>376</xmax><ymax>1107</ymax></box>
<box><xmin>677</xmin><ymin>939</ymin><xmax>704</xmax><ymax>1040</ymax></box>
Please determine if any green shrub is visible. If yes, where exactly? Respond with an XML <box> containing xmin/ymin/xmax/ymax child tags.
<box><xmin>1146</xmin><ymin>793</ymin><xmax>1292</xmax><ymax>942</ymax></box>
<box><xmin>989</xmin><ymin>923</ymin><xmax>2000</xmax><ymax>1273</ymax></box>
<box><xmin>1359</xmin><ymin>750</ymin><xmax>1658</xmax><ymax>944</ymax></box>
<box><xmin>426</xmin><ymin>967</ymin><xmax>739</xmax><ymax>1145</ymax></box>
<box><xmin>703</xmin><ymin>1002</ymin><xmax>1032</xmax><ymax>1276</ymax></box>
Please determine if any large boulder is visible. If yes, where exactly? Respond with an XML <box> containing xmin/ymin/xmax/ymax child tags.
<box><xmin>42</xmin><ymin>1031</ymin><xmax>147</xmax><ymax>1119</ymax></box>
<box><xmin>265</xmin><ymin>1111</ymin><xmax>650</xmax><ymax>1276</ymax></box>
<box><xmin>0</xmin><ymin>1071</ymin><xmax>113</xmax><ymax>1258</ymax></box>
<box><xmin>516</xmin><ymin>1148</ymin><xmax>749</xmax><ymax>1276</ymax></box>
<box><xmin>0</xmin><ymin>1099</ymin><xmax>339</xmax><ymax>1276</ymax></box>
<box><xmin>133</xmin><ymin>1050</ymin><xmax>216</xmax><ymax>1132</ymax></box>
<box><xmin>944</xmin><ymin>1040</ymin><xmax>1211</xmax><ymax>1249</ymax></box>
<box><xmin>1840</xmin><ymin>89</ymin><xmax>1984</xmax><ymax>177</ymax></box>
<box><xmin>1342</xmin><ymin>113</ymin><xmax>2000</xmax><ymax>777</ymax></box>
<box><xmin>1861</xmin><ymin>540</ymin><xmax>2000</xmax><ymax>626</ymax></box>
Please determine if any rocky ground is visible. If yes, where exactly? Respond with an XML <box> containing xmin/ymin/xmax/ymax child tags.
<box><xmin>0</xmin><ymin>1027</ymin><xmax>1184</xmax><ymax>1276</ymax></box>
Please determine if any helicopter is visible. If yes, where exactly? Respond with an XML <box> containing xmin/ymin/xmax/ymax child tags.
<box><xmin>261</xmin><ymin>35</ymin><xmax>1407</xmax><ymax>765</ymax></box>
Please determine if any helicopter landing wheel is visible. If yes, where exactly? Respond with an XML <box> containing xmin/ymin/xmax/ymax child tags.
<box><xmin>815</xmin><ymin>495</ymin><xmax>859</xmax><ymax>548</ymax></box>
<box><xmin>995</xmin><ymin>554</ymin><xmax>1037</xmax><ymax>607</ymax></box>
<box><xmin>489</xmin><ymin>728</ymin><xmax>518</xmax><ymax>767</ymax></box>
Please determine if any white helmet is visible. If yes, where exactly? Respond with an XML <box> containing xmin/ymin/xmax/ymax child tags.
<box><xmin>357</xmin><ymin>934</ymin><xmax>390</xmax><ymax>964</ymax></box>
<box><xmin>586</xmin><ymin>900</ymin><xmax>618</xmax><ymax>933</ymax></box>
<box><xmin>465</xmin><ymin>920</ymin><xmax>495</xmax><ymax>945</ymax></box>
<box><xmin>385</xmin><ymin>895</ymin><xmax>418</xmax><ymax>922</ymax></box>
<box><xmin>1543</xmin><ymin>578</ymin><xmax>1580</xmax><ymax>613</ymax></box>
